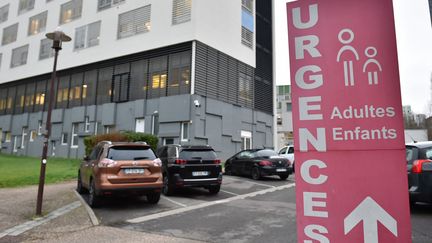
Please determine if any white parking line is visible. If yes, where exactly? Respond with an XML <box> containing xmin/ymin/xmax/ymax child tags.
<box><xmin>127</xmin><ymin>182</ymin><xmax>295</xmax><ymax>224</ymax></box>
<box><xmin>220</xmin><ymin>189</ymin><xmax>239</xmax><ymax>196</ymax></box>
<box><xmin>161</xmin><ymin>196</ymin><xmax>187</xmax><ymax>207</ymax></box>
<box><xmin>223</xmin><ymin>176</ymin><xmax>275</xmax><ymax>188</ymax></box>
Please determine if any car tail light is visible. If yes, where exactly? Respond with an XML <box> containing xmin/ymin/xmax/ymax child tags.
<box><xmin>214</xmin><ymin>159</ymin><xmax>221</xmax><ymax>164</ymax></box>
<box><xmin>259</xmin><ymin>160</ymin><xmax>272</xmax><ymax>166</ymax></box>
<box><xmin>98</xmin><ymin>158</ymin><xmax>117</xmax><ymax>168</ymax></box>
<box><xmin>412</xmin><ymin>159</ymin><xmax>432</xmax><ymax>173</ymax></box>
<box><xmin>175</xmin><ymin>159</ymin><xmax>187</xmax><ymax>165</ymax></box>
<box><xmin>153</xmin><ymin>158</ymin><xmax>162</xmax><ymax>167</ymax></box>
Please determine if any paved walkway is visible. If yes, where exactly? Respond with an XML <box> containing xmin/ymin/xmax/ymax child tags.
<box><xmin>0</xmin><ymin>181</ymin><xmax>204</xmax><ymax>243</ymax></box>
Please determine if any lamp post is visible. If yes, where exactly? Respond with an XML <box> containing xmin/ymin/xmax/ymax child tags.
<box><xmin>36</xmin><ymin>28</ymin><xmax>71</xmax><ymax>216</ymax></box>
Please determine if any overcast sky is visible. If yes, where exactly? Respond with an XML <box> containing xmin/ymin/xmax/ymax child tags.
<box><xmin>275</xmin><ymin>0</ymin><xmax>432</xmax><ymax>115</ymax></box>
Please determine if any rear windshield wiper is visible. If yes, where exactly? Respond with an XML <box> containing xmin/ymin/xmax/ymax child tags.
<box><xmin>133</xmin><ymin>157</ymin><xmax>149</xmax><ymax>160</ymax></box>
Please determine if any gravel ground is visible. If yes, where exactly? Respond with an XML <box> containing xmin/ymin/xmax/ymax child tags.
<box><xmin>0</xmin><ymin>181</ymin><xmax>205</xmax><ymax>243</ymax></box>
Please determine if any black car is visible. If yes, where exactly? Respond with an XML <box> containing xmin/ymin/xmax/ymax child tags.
<box><xmin>224</xmin><ymin>149</ymin><xmax>293</xmax><ymax>180</ymax></box>
<box><xmin>407</xmin><ymin>141</ymin><xmax>432</xmax><ymax>204</ymax></box>
<box><xmin>157</xmin><ymin>145</ymin><xmax>223</xmax><ymax>195</ymax></box>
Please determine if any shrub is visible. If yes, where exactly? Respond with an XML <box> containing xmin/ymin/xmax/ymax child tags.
<box><xmin>83</xmin><ymin>132</ymin><xmax>158</xmax><ymax>155</ymax></box>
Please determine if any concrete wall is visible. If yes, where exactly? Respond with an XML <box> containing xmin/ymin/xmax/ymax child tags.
<box><xmin>0</xmin><ymin>94</ymin><xmax>273</xmax><ymax>161</ymax></box>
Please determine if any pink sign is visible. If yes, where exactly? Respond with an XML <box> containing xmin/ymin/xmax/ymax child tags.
<box><xmin>287</xmin><ymin>0</ymin><xmax>411</xmax><ymax>242</ymax></box>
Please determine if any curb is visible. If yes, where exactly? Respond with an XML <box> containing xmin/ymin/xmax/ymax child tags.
<box><xmin>73</xmin><ymin>190</ymin><xmax>99</xmax><ymax>226</ymax></box>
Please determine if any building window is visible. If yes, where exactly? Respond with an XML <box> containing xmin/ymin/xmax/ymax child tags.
<box><xmin>118</xmin><ymin>5</ymin><xmax>151</xmax><ymax>39</ymax></box>
<box><xmin>98</xmin><ymin>0</ymin><xmax>125</xmax><ymax>11</ymax></box>
<box><xmin>71</xmin><ymin>123</ymin><xmax>79</xmax><ymax>147</ymax></box>
<box><xmin>0</xmin><ymin>53</ymin><xmax>2</xmax><ymax>68</ymax></box>
<box><xmin>241</xmin><ymin>130</ymin><xmax>252</xmax><ymax>150</ymax></box>
<box><xmin>151</xmin><ymin>113</ymin><xmax>159</xmax><ymax>135</ymax></box>
<box><xmin>38</xmin><ymin>121</ymin><xmax>43</xmax><ymax>135</ymax></box>
<box><xmin>172</xmin><ymin>0</ymin><xmax>191</xmax><ymax>25</ymax></box>
<box><xmin>112</xmin><ymin>73</ymin><xmax>130</xmax><ymax>102</ymax></box>
<box><xmin>28</xmin><ymin>11</ymin><xmax>47</xmax><ymax>36</ymax></box>
<box><xmin>239</xmin><ymin>72</ymin><xmax>252</xmax><ymax>102</ymax></box>
<box><xmin>61</xmin><ymin>133</ymin><xmax>68</xmax><ymax>145</ymax></box>
<box><xmin>0</xmin><ymin>4</ymin><xmax>9</xmax><ymax>24</ymax></box>
<box><xmin>85</xmin><ymin>116</ymin><xmax>90</xmax><ymax>132</ymax></box>
<box><xmin>5</xmin><ymin>132</ymin><xmax>11</xmax><ymax>142</ymax></box>
<box><xmin>286</xmin><ymin>103</ymin><xmax>292</xmax><ymax>112</ymax></box>
<box><xmin>149</xmin><ymin>56</ymin><xmax>168</xmax><ymax>98</ymax></box>
<box><xmin>39</xmin><ymin>38</ymin><xmax>54</xmax><ymax>60</ymax></box>
<box><xmin>34</xmin><ymin>81</ymin><xmax>46</xmax><ymax>112</ymax></box>
<box><xmin>104</xmin><ymin>125</ymin><xmax>115</xmax><ymax>134</ymax></box>
<box><xmin>241</xmin><ymin>0</ymin><xmax>254</xmax><ymax>48</ymax></box>
<box><xmin>29</xmin><ymin>130</ymin><xmax>37</xmax><ymax>142</ymax></box>
<box><xmin>13</xmin><ymin>136</ymin><xmax>18</xmax><ymax>152</ymax></box>
<box><xmin>2</xmin><ymin>23</ymin><xmax>18</xmax><ymax>46</ymax></box>
<box><xmin>21</xmin><ymin>127</ymin><xmax>28</xmax><ymax>148</ymax></box>
<box><xmin>11</xmin><ymin>45</ymin><xmax>29</xmax><ymax>68</ymax></box>
<box><xmin>135</xmin><ymin>118</ymin><xmax>145</xmax><ymax>133</ymax></box>
<box><xmin>168</xmin><ymin>51</ymin><xmax>191</xmax><ymax>96</ymax></box>
<box><xmin>74</xmin><ymin>21</ymin><xmax>101</xmax><ymax>50</ymax></box>
<box><xmin>277</xmin><ymin>102</ymin><xmax>281</xmax><ymax>110</ymax></box>
<box><xmin>18</xmin><ymin>0</ymin><xmax>35</xmax><ymax>15</ymax></box>
<box><xmin>181</xmin><ymin>122</ymin><xmax>189</xmax><ymax>141</ymax></box>
<box><xmin>163</xmin><ymin>138</ymin><xmax>174</xmax><ymax>145</ymax></box>
<box><xmin>60</xmin><ymin>0</ymin><xmax>82</xmax><ymax>25</ymax></box>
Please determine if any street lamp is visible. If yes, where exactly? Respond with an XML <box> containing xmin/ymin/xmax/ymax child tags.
<box><xmin>36</xmin><ymin>28</ymin><xmax>71</xmax><ymax>216</ymax></box>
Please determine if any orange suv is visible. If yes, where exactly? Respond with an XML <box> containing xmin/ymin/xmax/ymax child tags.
<box><xmin>76</xmin><ymin>141</ymin><xmax>163</xmax><ymax>207</ymax></box>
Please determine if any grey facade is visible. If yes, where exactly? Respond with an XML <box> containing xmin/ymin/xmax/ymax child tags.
<box><xmin>0</xmin><ymin>0</ymin><xmax>274</xmax><ymax>161</ymax></box>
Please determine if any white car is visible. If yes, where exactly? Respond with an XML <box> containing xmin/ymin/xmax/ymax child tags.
<box><xmin>278</xmin><ymin>145</ymin><xmax>295</xmax><ymax>172</ymax></box>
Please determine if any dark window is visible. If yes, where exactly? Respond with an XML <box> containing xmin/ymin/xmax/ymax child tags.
<box><xmin>83</xmin><ymin>70</ymin><xmax>97</xmax><ymax>106</ymax></box>
<box><xmin>112</xmin><ymin>73</ymin><xmax>130</xmax><ymax>102</ymax></box>
<box><xmin>288</xmin><ymin>147</ymin><xmax>294</xmax><ymax>154</ymax></box>
<box><xmin>167</xmin><ymin>146</ymin><xmax>177</xmax><ymax>157</ymax></box>
<box><xmin>69</xmin><ymin>73</ymin><xmax>84</xmax><ymax>107</ymax></box>
<box><xmin>168</xmin><ymin>51</ymin><xmax>191</xmax><ymax>96</ymax></box>
<box><xmin>15</xmin><ymin>84</ymin><xmax>25</xmax><ymax>114</ymax></box>
<box><xmin>56</xmin><ymin>76</ymin><xmax>70</xmax><ymax>109</ymax></box>
<box><xmin>286</xmin><ymin>103</ymin><xmax>292</xmax><ymax>112</ymax></box>
<box><xmin>97</xmin><ymin>67</ymin><xmax>113</xmax><ymax>104</ymax></box>
<box><xmin>130</xmin><ymin>60</ymin><xmax>148</xmax><ymax>100</ymax></box>
<box><xmin>106</xmin><ymin>146</ymin><xmax>156</xmax><ymax>160</ymax></box>
<box><xmin>89</xmin><ymin>146</ymin><xmax>102</xmax><ymax>160</ymax></box>
<box><xmin>5</xmin><ymin>86</ymin><xmax>16</xmax><ymax>114</ymax></box>
<box><xmin>179</xmin><ymin>149</ymin><xmax>217</xmax><ymax>160</ymax></box>
<box><xmin>44</xmin><ymin>77</ymin><xmax>58</xmax><ymax>111</ymax></box>
<box><xmin>23</xmin><ymin>82</ymin><xmax>35</xmax><ymax>113</ymax></box>
<box><xmin>0</xmin><ymin>87</ymin><xmax>7</xmax><ymax>115</ymax></box>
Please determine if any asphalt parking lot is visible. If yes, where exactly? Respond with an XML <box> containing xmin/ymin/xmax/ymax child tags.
<box><xmin>82</xmin><ymin>174</ymin><xmax>432</xmax><ymax>243</ymax></box>
<box><xmin>90</xmin><ymin>175</ymin><xmax>297</xmax><ymax>242</ymax></box>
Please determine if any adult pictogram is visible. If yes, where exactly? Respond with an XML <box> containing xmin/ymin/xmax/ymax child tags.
<box><xmin>336</xmin><ymin>29</ymin><xmax>359</xmax><ymax>86</ymax></box>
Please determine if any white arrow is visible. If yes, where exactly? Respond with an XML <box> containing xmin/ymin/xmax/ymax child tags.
<box><xmin>344</xmin><ymin>197</ymin><xmax>397</xmax><ymax>243</ymax></box>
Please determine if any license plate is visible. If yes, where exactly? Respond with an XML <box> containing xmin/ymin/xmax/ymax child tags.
<box><xmin>124</xmin><ymin>168</ymin><xmax>145</xmax><ymax>174</ymax></box>
<box><xmin>276</xmin><ymin>168</ymin><xmax>287</xmax><ymax>172</ymax></box>
<box><xmin>192</xmin><ymin>171</ymin><xmax>209</xmax><ymax>176</ymax></box>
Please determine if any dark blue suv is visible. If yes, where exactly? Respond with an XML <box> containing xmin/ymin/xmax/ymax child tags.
<box><xmin>407</xmin><ymin>141</ymin><xmax>432</xmax><ymax>204</ymax></box>
<box><xmin>157</xmin><ymin>145</ymin><xmax>222</xmax><ymax>195</ymax></box>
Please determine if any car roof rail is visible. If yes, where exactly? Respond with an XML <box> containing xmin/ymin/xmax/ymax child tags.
<box><xmin>99</xmin><ymin>140</ymin><xmax>112</xmax><ymax>145</ymax></box>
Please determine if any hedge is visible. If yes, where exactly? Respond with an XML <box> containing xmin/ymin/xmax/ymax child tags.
<box><xmin>83</xmin><ymin>132</ymin><xmax>159</xmax><ymax>155</ymax></box>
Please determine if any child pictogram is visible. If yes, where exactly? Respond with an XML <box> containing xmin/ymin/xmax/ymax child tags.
<box><xmin>362</xmin><ymin>47</ymin><xmax>382</xmax><ymax>85</ymax></box>
<box><xmin>336</xmin><ymin>29</ymin><xmax>359</xmax><ymax>87</ymax></box>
